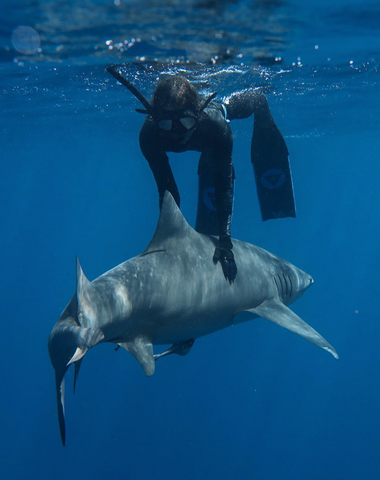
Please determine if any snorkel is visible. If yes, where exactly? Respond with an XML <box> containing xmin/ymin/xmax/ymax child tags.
<box><xmin>106</xmin><ymin>65</ymin><xmax>217</xmax><ymax>120</ymax></box>
<box><xmin>106</xmin><ymin>65</ymin><xmax>153</xmax><ymax>115</ymax></box>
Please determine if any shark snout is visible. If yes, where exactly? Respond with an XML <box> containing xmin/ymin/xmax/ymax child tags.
<box><xmin>299</xmin><ymin>272</ymin><xmax>314</xmax><ymax>295</ymax></box>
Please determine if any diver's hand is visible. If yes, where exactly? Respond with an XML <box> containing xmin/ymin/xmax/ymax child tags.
<box><xmin>213</xmin><ymin>236</ymin><xmax>237</xmax><ymax>283</ymax></box>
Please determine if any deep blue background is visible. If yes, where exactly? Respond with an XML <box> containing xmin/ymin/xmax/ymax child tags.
<box><xmin>1</xmin><ymin>1</ymin><xmax>380</xmax><ymax>479</ymax></box>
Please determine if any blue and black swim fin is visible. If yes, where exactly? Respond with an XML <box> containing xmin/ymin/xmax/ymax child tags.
<box><xmin>251</xmin><ymin>116</ymin><xmax>296</xmax><ymax>221</ymax></box>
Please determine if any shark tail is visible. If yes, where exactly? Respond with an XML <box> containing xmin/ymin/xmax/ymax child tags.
<box><xmin>48</xmin><ymin>315</ymin><xmax>104</xmax><ymax>445</ymax></box>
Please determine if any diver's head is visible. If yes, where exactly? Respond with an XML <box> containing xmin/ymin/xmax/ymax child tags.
<box><xmin>105</xmin><ymin>66</ymin><xmax>216</xmax><ymax>132</ymax></box>
<box><xmin>150</xmin><ymin>75</ymin><xmax>217</xmax><ymax>141</ymax></box>
<box><xmin>151</xmin><ymin>75</ymin><xmax>201</xmax><ymax>139</ymax></box>
<box><xmin>152</xmin><ymin>75</ymin><xmax>201</xmax><ymax>117</ymax></box>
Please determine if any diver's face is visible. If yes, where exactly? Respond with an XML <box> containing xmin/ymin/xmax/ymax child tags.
<box><xmin>155</xmin><ymin>109</ymin><xmax>198</xmax><ymax>142</ymax></box>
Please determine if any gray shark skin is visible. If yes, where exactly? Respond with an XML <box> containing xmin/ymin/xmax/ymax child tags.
<box><xmin>48</xmin><ymin>191</ymin><xmax>338</xmax><ymax>445</ymax></box>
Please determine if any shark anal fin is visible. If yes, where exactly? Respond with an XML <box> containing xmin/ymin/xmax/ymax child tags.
<box><xmin>118</xmin><ymin>336</ymin><xmax>155</xmax><ymax>376</ymax></box>
<box><xmin>153</xmin><ymin>339</ymin><xmax>195</xmax><ymax>361</ymax></box>
<box><xmin>248</xmin><ymin>300</ymin><xmax>339</xmax><ymax>360</ymax></box>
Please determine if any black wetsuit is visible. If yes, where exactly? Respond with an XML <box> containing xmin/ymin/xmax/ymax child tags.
<box><xmin>139</xmin><ymin>100</ymin><xmax>234</xmax><ymax>239</ymax></box>
<box><xmin>139</xmin><ymin>88</ymin><xmax>286</xmax><ymax>240</ymax></box>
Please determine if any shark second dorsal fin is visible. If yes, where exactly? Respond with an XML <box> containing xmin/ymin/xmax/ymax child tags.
<box><xmin>76</xmin><ymin>257</ymin><xmax>91</xmax><ymax>309</ymax></box>
<box><xmin>142</xmin><ymin>191</ymin><xmax>197</xmax><ymax>255</ymax></box>
<box><xmin>76</xmin><ymin>257</ymin><xmax>97</xmax><ymax>328</ymax></box>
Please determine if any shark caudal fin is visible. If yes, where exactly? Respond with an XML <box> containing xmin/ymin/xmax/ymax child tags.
<box><xmin>48</xmin><ymin>259</ymin><xmax>105</xmax><ymax>446</ymax></box>
<box><xmin>48</xmin><ymin>318</ymin><xmax>104</xmax><ymax>445</ymax></box>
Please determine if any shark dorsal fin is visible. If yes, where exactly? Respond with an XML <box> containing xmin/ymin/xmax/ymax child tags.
<box><xmin>142</xmin><ymin>191</ymin><xmax>196</xmax><ymax>254</ymax></box>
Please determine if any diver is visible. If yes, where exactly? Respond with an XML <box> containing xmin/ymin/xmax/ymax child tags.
<box><xmin>106</xmin><ymin>66</ymin><xmax>296</xmax><ymax>284</ymax></box>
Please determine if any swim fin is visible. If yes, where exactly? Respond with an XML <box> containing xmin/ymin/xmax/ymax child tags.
<box><xmin>251</xmin><ymin>116</ymin><xmax>296</xmax><ymax>221</ymax></box>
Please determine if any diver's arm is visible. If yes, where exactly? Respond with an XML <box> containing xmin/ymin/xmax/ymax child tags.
<box><xmin>139</xmin><ymin>119</ymin><xmax>180</xmax><ymax>208</ymax></box>
<box><xmin>213</xmin><ymin>147</ymin><xmax>237</xmax><ymax>283</ymax></box>
<box><xmin>200</xmin><ymin>111</ymin><xmax>237</xmax><ymax>281</ymax></box>
<box><xmin>214</xmin><ymin>135</ymin><xmax>234</xmax><ymax>241</ymax></box>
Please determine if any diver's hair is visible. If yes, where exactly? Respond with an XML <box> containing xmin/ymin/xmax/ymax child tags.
<box><xmin>152</xmin><ymin>75</ymin><xmax>202</xmax><ymax>114</ymax></box>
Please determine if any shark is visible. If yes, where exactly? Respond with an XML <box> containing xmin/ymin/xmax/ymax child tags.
<box><xmin>48</xmin><ymin>191</ymin><xmax>338</xmax><ymax>445</ymax></box>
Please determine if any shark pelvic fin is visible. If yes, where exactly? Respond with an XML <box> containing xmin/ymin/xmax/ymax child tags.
<box><xmin>153</xmin><ymin>339</ymin><xmax>195</xmax><ymax>360</ymax></box>
<box><xmin>248</xmin><ymin>300</ymin><xmax>339</xmax><ymax>360</ymax></box>
<box><xmin>117</xmin><ymin>336</ymin><xmax>155</xmax><ymax>376</ymax></box>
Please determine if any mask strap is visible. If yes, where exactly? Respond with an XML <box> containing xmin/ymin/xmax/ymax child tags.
<box><xmin>106</xmin><ymin>65</ymin><xmax>153</xmax><ymax>115</ymax></box>
<box><xmin>198</xmin><ymin>91</ymin><xmax>217</xmax><ymax>114</ymax></box>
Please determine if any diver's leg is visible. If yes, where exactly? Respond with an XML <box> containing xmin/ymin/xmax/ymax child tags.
<box><xmin>195</xmin><ymin>152</ymin><xmax>220</xmax><ymax>235</ymax></box>
<box><xmin>224</xmin><ymin>88</ymin><xmax>260</xmax><ymax>120</ymax></box>
<box><xmin>225</xmin><ymin>90</ymin><xmax>296</xmax><ymax>221</ymax></box>
<box><xmin>251</xmin><ymin>95</ymin><xmax>296</xmax><ymax>221</ymax></box>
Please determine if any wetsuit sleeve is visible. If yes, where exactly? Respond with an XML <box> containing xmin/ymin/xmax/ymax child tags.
<box><xmin>139</xmin><ymin>118</ymin><xmax>180</xmax><ymax>208</ymax></box>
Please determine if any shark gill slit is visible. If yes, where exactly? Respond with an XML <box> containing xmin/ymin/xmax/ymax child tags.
<box><xmin>288</xmin><ymin>275</ymin><xmax>293</xmax><ymax>297</ymax></box>
<box><xmin>273</xmin><ymin>275</ymin><xmax>280</xmax><ymax>295</ymax></box>
<box><xmin>282</xmin><ymin>274</ymin><xmax>289</xmax><ymax>297</ymax></box>
<box><xmin>277</xmin><ymin>274</ymin><xmax>284</xmax><ymax>296</ymax></box>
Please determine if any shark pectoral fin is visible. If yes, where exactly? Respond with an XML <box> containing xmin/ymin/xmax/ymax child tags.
<box><xmin>248</xmin><ymin>300</ymin><xmax>339</xmax><ymax>360</ymax></box>
<box><xmin>118</xmin><ymin>336</ymin><xmax>155</xmax><ymax>376</ymax></box>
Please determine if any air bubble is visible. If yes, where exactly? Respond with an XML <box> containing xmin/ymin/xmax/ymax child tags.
<box><xmin>12</xmin><ymin>26</ymin><xmax>40</xmax><ymax>55</ymax></box>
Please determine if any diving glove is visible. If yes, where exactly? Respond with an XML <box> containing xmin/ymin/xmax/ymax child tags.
<box><xmin>213</xmin><ymin>236</ymin><xmax>237</xmax><ymax>283</ymax></box>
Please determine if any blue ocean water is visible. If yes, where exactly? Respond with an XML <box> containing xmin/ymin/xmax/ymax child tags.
<box><xmin>1</xmin><ymin>0</ymin><xmax>380</xmax><ymax>478</ymax></box>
